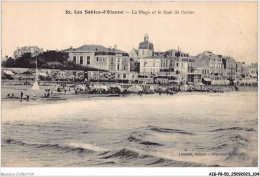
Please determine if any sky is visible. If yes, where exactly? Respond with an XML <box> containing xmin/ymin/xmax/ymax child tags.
<box><xmin>2</xmin><ymin>1</ymin><xmax>258</xmax><ymax>64</ymax></box>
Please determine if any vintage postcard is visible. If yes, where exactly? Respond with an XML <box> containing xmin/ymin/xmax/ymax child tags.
<box><xmin>1</xmin><ymin>1</ymin><xmax>258</xmax><ymax>176</ymax></box>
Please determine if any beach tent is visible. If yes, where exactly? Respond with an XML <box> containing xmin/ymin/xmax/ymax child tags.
<box><xmin>157</xmin><ymin>86</ymin><xmax>167</xmax><ymax>92</ymax></box>
<box><xmin>127</xmin><ymin>85</ymin><xmax>143</xmax><ymax>93</ymax></box>
<box><xmin>211</xmin><ymin>80</ymin><xmax>230</xmax><ymax>86</ymax></box>
<box><xmin>2</xmin><ymin>70</ymin><xmax>14</xmax><ymax>79</ymax></box>
<box><xmin>76</xmin><ymin>84</ymin><xmax>87</xmax><ymax>90</ymax></box>
<box><xmin>149</xmin><ymin>85</ymin><xmax>155</xmax><ymax>92</ymax></box>
<box><xmin>39</xmin><ymin>72</ymin><xmax>48</xmax><ymax>77</ymax></box>
<box><xmin>91</xmin><ymin>84</ymin><xmax>108</xmax><ymax>91</ymax></box>
<box><xmin>202</xmin><ymin>78</ymin><xmax>211</xmax><ymax>85</ymax></box>
<box><xmin>109</xmin><ymin>84</ymin><xmax>124</xmax><ymax>93</ymax></box>
<box><xmin>3</xmin><ymin>70</ymin><xmax>14</xmax><ymax>75</ymax></box>
<box><xmin>180</xmin><ymin>84</ymin><xmax>189</xmax><ymax>91</ymax></box>
<box><xmin>54</xmin><ymin>84</ymin><xmax>63</xmax><ymax>92</ymax></box>
<box><xmin>194</xmin><ymin>82</ymin><xmax>205</xmax><ymax>90</ymax></box>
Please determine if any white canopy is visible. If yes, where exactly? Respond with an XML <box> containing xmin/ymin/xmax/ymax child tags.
<box><xmin>203</xmin><ymin>78</ymin><xmax>211</xmax><ymax>82</ymax></box>
<box><xmin>127</xmin><ymin>85</ymin><xmax>143</xmax><ymax>93</ymax></box>
<box><xmin>3</xmin><ymin>70</ymin><xmax>14</xmax><ymax>75</ymax></box>
<box><xmin>39</xmin><ymin>72</ymin><xmax>48</xmax><ymax>77</ymax></box>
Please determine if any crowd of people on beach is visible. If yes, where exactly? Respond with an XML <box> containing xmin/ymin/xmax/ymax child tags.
<box><xmin>6</xmin><ymin>91</ymin><xmax>30</xmax><ymax>101</ymax></box>
<box><xmin>3</xmin><ymin>81</ymin><xmax>246</xmax><ymax>102</ymax></box>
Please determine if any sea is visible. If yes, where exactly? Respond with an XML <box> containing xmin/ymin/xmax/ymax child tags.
<box><xmin>1</xmin><ymin>91</ymin><xmax>258</xmax><ymax>167</ymax></box>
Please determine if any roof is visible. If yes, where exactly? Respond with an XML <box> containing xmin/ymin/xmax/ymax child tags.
<box><xmin>139</xmin><ymin>42</ymin><xmax>154</xmax><ymax>50</ymax></box>
<box><xmin>142</xmin><ymin>56</ymin><xmax>173</xmax><ymax>60</ymax></box>
<box><xmin>39</xmin><ymin>72</ymin><xmax>48</xmax><ymax>77</ymax></box>
<box><xmin>61</xmin><ymin>48</ymin><xmax>75</xmax><ymax>52</ymax></box>
<box><xmin>166</xmin><ymin>49</ymin><xmax>189</xmax><ymax>55</ymax></box>
<box><xmin>3</xmin><ymin>70</ymin><xmax>14</xmax><ymax>75</ymax></box>
<box><xmin>19</xmin><ymin>46</ymin><xmax>41</xmax><ymax>51</ymax></box>
<box><xmin>71</xmin><ymin>45</ymin><xmax>128</xmax><ymax>54</ymax></box>
<box><xmin>133</xmin><ymin>49</ymin><xmax>139</xmax><ymax>55</ymax></box>
<box><xmin>203</xmin><ymin>78</ymin><xmax>211</xmax><ymax>81</ymax></box>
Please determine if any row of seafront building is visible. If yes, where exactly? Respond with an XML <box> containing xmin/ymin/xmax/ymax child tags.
<box><xmin>6</xmin><ymin>33</ymin><xmax>258</xmax><ymax>85</ymax></box>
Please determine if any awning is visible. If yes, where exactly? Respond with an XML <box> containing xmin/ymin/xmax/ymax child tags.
<box><xmin>3</xmin><ymin>70</ymin><xmax>14</xmax><ymax>75</ymax></box>
<box><xmin>195</xmin><ymin>82</ymin><xmax>204</xmax><ymax>86</ymax></box>
<box><xmin>203</xmin><ymin>78</ymin><xmax>211</xmax><ymax>82</ymax></box>
<box><xmin>39</xmin><ymin>72</ymin><xmax>48</xmax><ymax>77</ymax></box>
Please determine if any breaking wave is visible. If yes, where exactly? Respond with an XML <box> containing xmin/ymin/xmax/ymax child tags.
<box><xmin>127</xmin><ymin>135</ymin><xmax>163</xmax><ymax>146</ymax></box>
<box><xmin>149</xmin><ymin>126</ymin><xmax>195</xmax><ymax>135</ymax></box>
<box><xmin>4</xmin><ymin>139</ymin><xmax>97</xmax><ymax>153</ymax></box>
<box><xmin>210</xmin><ymin>127</ymin><xmax>255</xmax><ymax>132</ymax></box>
<box><xmin>99</xmin><ymin>148</ymin><xmax>218</xmax><ymax>167</ymax></box>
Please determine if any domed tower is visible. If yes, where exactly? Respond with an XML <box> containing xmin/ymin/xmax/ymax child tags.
<box><xmin>144</xmin><ymin>33</ymin><xmax>149</xmax><ymax>43</ymax></box>
<box><xmin>138</xmin><ymin>33</ymin><xmax>154</xmax><ymax>57</ymax></box>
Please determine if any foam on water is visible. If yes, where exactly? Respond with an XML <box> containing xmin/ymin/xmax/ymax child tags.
<box><xmin>2</xmin><ymin>92</ymin><xmax>258</xmax><ymax>167</ymax></box>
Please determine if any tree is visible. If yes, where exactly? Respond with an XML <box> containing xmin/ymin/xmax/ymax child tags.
<box><xmin>2</xmin><ymin>57</ymin><xmax>15</xmax><ymax>67</ymax></box>
<box><xmin>15</xmin><ymin>53</ymin><xmax>33</xmax><ymax>68</ymax></box>
<box><xmin>37</xmin><ymin>51</ymin><xmax>68</xmax><ymax>65</ymax></box>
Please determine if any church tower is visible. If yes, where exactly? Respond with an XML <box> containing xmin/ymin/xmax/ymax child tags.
<box><xmin>137</xmin><ymin>33</ymin><xmax>154</xmax><ymax>57</ymax></box>
<box><xmin>144</xmin><ymin>33</ymin><xmax>149</xmax><ymax>43</ymax></box>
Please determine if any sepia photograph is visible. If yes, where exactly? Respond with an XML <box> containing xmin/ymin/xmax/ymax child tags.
<box><xmin>1</xmin><ymin>1</ymin><xmax>259</xmax><ymax>176</ymax></box>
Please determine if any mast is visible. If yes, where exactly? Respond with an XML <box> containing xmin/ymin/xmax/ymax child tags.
<box><xmin>36</xmin><ymin>54</ymin><xmax>38</xmax><ymax>81</ymax></box>
<box><xmin>31</xmin><ymin>52</ymin><xmax>40</xmax><ymax>90</ymax></box>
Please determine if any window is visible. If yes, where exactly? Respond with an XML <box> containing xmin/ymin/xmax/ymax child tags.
<box><xmin>176</xmin><ymin>63</ymin><xmax>179</xmax><ymax>67</ymax></box>
<box><xmin>111</xmin><ymin>57</ymin><xmax>114</xmax><ymax>64</ymax></box>
<box><xmin>124</xmin><ymin>65</ymin><xmax>126</xmax><ymax>70</ymax></box>
<box><xmin>118</xmin><ymin>58</ymin><xmax>120</xmax><ymax>63</ymax></box>
<box><xmin>87</xmin><ymin>56</ymin><xmax>90</xmax><ymax>64</ymax></box>
<box><xmin>118</xmin><ymin>74</ymin><xmax>120</xmax><ymax>78</ymax></box>
<box><xmin>96</xmin><ymin>57</ymin><xmax>99</xmax><ymax>61</ymax></box>
<box><xmin>123</xmin><ymin>74</ymin><xmax>126</xmax><ymax>79</ymax></box>
<box><xmin>117</xmin><ymin>65</ymin><xmax>120</xmax><ymax>70</ymax></box>
<box><xmin>80</xmin><ymin>56</ymin><xmax>83</xmax><ymax>64</ymax></box>
<box><xmin>73</xmin><ymin>56</ymin><xmax>76</xmax><ymax>63</ymax></box>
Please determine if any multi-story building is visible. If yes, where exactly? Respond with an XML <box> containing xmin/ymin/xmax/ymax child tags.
<box><xmin>222</xmin><ymin>56</ymin><xmax>236</xmax><ymax>79</ymax></box>
<box><xmin>173</xmin><ymin>57</ymin><xmax>196</xmax><ymax>84</ymax></box>
<box><xmin>13</xmin><ymin>46</ymin><xmax>43</xmax><ymax>59</ymax></box>
<box><xmin>130</xmin><ymin>34</ymin><xmax>173</xmax><ymax>77</ymax></box>
<box><xmin>236</xmin><ymin>62</ymin><xmax>243</xmax><ymax>79</ymax></box>
<box><xmin>193</xmin><ymin>51</ymin><xmax>222</xmax><ymax>80</ymax></box>
<box><xmin>241</xmin><ymin>62</ymin><xmax>250</xmax><ymax>78</ymax></box>
<box><xmin>206</xmin><ymin>52</ymin><xmax>224</xmax><ymax>79</ymax></box>
<box><xmin>139</xmin><ymin>57</ymin><xmax>161</xmax><ymax>76</ymax></box>
<box><xmin>165</xmin><ymin>49</ymin><xmax>189</xmax><ymax>58</ymax></box>
<box><xmin>65</xmin><ymin>44</ymin><xmax>130</xmax><ymax>80</ymax></box>
<box><xmin>249</xmin><ymin>63</ymin><xmax>258</xmax><ymax>78</ymax></box>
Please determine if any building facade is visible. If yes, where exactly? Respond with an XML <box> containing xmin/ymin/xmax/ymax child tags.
<box><xmin>13</xmin><ymin>46</ymin><xmax>43</xmax><ymax>59</ymax></box>
<box><xmin>249</xmin><ymin>63</ymin><xmax>258</xmax><ymax>78</ymax></box>
<box><xmin>66</xmin><ymin>45</ymin><xmax>130</xmax><ymax>80</ymax></box>
<box><xmin>139</xmin><ymin>57</ymin><xmax>161</xmax><ymax>76</ymax></box>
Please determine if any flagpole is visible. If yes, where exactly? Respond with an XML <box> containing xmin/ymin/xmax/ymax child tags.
<box><xmin>36</xmin><ymin>54</ymin><xmax>38</xmax><ymax>81</ymax></box>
